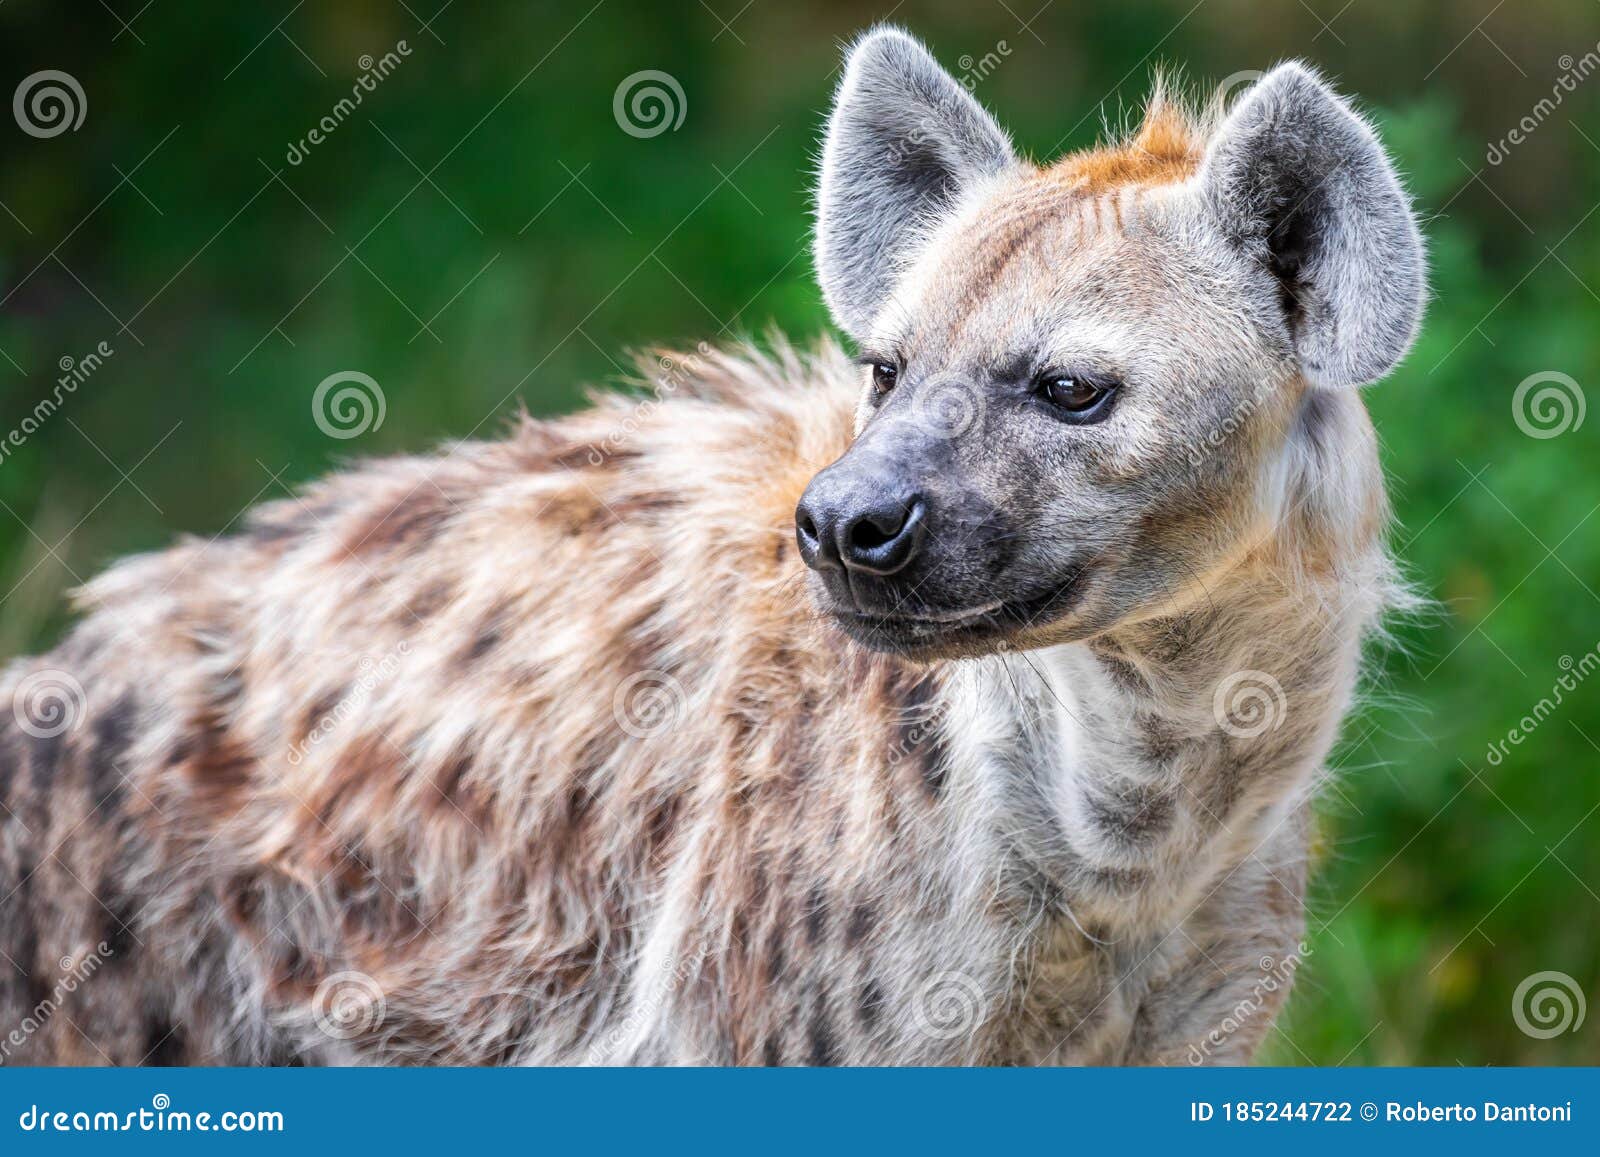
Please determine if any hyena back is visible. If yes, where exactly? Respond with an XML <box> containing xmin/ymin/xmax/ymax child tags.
<box><xmin>0</xmin><ymin>30</ymin><xmax>1422</xmax><ymax>1065</ymax></box>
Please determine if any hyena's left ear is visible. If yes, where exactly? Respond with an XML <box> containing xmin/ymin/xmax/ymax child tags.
<box><xmin>815</xmin><ymin>27</ymin><xmax>1021</xmax><ymax>340</ymax></box>
<box><xmin>1199</xmin><ymin>62</ymin><xmax>1426</xmax><ymax>388</ymax></box>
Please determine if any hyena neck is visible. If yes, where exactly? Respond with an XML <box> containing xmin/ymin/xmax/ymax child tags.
<box><xmin>951</xmin><ymin>553</ymin><xmax>1378</xmax><ymax>938</ymax></box>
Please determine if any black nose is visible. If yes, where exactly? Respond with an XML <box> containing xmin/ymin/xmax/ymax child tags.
<box><xmin>795</xmin><ymin>472</ymin><xmax>926</xmax><ymax>576</ymax></box>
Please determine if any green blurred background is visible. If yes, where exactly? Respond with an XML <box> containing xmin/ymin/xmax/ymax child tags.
<box><xmin>1</xmin><ymin>0</ymin><xmax>1596</xmax><ymax>1064</ymax></box>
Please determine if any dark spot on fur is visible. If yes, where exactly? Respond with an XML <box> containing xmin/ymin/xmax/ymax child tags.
<box><xmin>1135</xmin><ymin>714</ymin><xmax>1183</xmax><ymax>764</ymax></box>
<box><xmin>463</xmin><ymin>600</ymin><xmax>515</xmax><ymax>665</ymax></box>
<box><xmin>434</xmin><ymin>748</ymin><xmax>473</xmax><ymax>803</ymax></box>
<box><xmin>765</xmin><ymin>923</ymin><xmax>786</xmax><ymax>983</ymax></box>
<box><xmin>1083</xmin><ymin>783</ymin><xmax>1175</xmax><ymax>848</ymax></box>
<box><xmin>266</xmin><ymin>1039</ymin><xmax>309</xmax><ymax>1066</ymax></box>
<box><xmin>804</xmin><ymin>884</ymin><xmax>828</xmax><ymax>945</ymax></box>
<box><xmin>807</xmin><ymin>1004</ymin><xmax>839</xmax><ymax>1066</ymax></box>
<box><xmin>1095</xmin><ymin>651</ymin><xmax>1148</xmax><ymax>695</ymax></box>
<box><xmin>894</xmin><ymin>671</ymin><xmax>950</xmax><ymax>799</ymax></box>
<box><xmin>644</xmin><ymin>792</ymin><xmax>681</xmax><ymax>864</ymax></box>
<box><xmin>301</xmin><ymin>687</ymin><xmax>347</xmax><ymax>740</ymax></box>
<box><xmin>4</xmin><ymin>868</ymin><xmax>46</xmax><ymax>1008</ymax></box>
<box><xmin>1297</xmin><ymin>388</ymin><xmax>1337</xmax><ymax>460</ymax></box>
<box><xmin>762</xmin><ymin>1035</ymin><xmax>783</xmax><ymax>1066</ymax></box>
<box><xmin>344</xmin><ymin>489</ymin><xmax>453</xmax><ymax>556</ymax></box>
<box><xmin>27</xmin><ymin>730</ymin><xmax>63</xmax><ymax>794</ymax></box>
<box><xmin>143</xmin><ymin>1020</ymin><xmax>186</xmax><ymax>1065</ymax></box>
<box><xmin>0</xmin><ymin>722</ymin><xmax>21</xmax><ymax>802</ymax></box>
<box><xmin>401</xmin><ymin>580</ymin><xmax>453</xmax><ymax>624</ymax></box>
<box><xmin>858</xmin><ymin>978</ymin><xmax>885</xmax><ymax>1031</ymax></box>
<box><xmin>86</xmin><ymin>694</ymin><xmax>137</xmax><ymax>811</ymax></box>
<box><xmin>845</xmin><ymin>901</ymin><xmax>875</xmax><ymax>948</ymax></box>
<box><xmin>102</xmin><ymin>893</ymin><xmax>138</xmax><ymax>960</ymax></box>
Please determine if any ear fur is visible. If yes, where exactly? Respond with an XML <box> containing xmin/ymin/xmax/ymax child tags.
<box><xmin>814</xmin><ymin>27</ymin><xmax>1020</xmax><ymax>340</ymax></box>
<box><xmin>1199</xmin><ymin>62</ymin><xmax>1426</xmax><ymax>388</ymax></box>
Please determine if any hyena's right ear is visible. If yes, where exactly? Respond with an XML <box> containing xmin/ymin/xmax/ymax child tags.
<box><xmin>815</xmin><ymin>27</ymin><xmax>1020</xmax><ymax>340</ymax></box>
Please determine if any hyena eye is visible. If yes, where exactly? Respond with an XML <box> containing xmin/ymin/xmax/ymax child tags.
<box><xmin>870</xmin><ymin>362</ymin><xmax>899</xmax><ymax>395</ymax></box>
<box><xmin>1036</xmin><ymin>373</ymin><xmax>1118</xmax><ymax>422</ymax></box>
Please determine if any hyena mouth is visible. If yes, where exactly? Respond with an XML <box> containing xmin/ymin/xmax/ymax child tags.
<box><xmin>831</xmin><ymin>566</ymin><xmax>1091</xmax><ymax>655</ymax></box>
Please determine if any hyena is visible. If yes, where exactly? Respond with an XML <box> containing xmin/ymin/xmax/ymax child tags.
<box><xmin>0</xmin><ymin>28</ymin><xmax>1424</xmax><ymax>1065</ymax></box>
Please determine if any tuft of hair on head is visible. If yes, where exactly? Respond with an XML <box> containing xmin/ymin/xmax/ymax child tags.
<box><xmin>1050</xmin><ymin>68</ymin><xmax>1214</xmax><ymax>192</ymax></box>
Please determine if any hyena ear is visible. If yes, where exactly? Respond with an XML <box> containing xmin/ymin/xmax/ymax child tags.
<box><xmin>1199</xmin><ymin>62</ymin><xmax>1426</xmax><ymax>388</ymax></box>
<box><xmin>815</xmin><ymin>27</ymin><xmax>1020</xmax><ymax>339</ymax></box>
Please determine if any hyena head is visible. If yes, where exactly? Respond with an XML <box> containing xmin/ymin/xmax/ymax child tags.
<box><xmin>796</xmin><ymin>28</ymin><xmax>1425</xmax><ymax>658</ymax></box>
